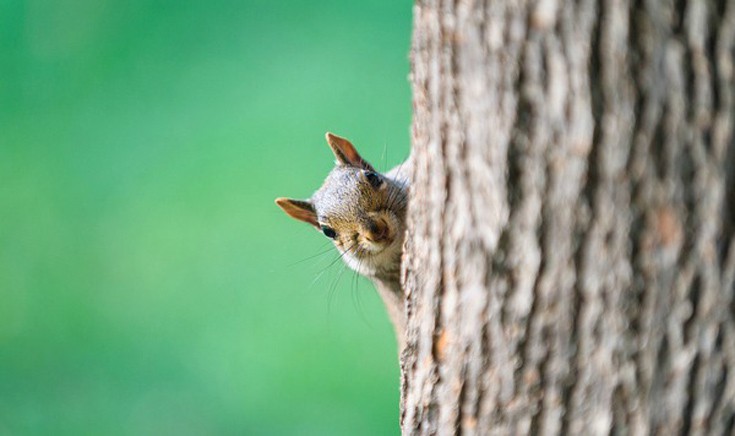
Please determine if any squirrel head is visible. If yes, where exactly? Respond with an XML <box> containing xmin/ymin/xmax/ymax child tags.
<box><xmin>276</xmin><ymin>133</ymin><xmax>407</xmax><ymax>281</ymax></box>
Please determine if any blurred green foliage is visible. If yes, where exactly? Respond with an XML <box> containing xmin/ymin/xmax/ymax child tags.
<box><xmin>0</xmin><ymin>0</ymin><xmax>411</xmax><ymax>434</ymax></box>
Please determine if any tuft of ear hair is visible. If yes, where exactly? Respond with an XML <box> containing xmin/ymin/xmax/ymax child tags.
<box><xmin>275</xmin><ymin>197</ymin><xmax>319</xmax><ymax>228</ymax></box>
<box><xmin>325</xmin><ymin>132</ymin><xmax>375</xmax><ymax>171</ymax></box>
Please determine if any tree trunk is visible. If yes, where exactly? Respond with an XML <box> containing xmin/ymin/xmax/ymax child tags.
<box><xmin>401</xmin><ymin>0</ymin><xmax>735</xmax><ymax>434</ymax></box>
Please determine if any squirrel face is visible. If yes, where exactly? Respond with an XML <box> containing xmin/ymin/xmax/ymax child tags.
<box><xmin>276</xmin><ymin>133</ymin><xmax>408</xmax><ymax>281</ymax></box>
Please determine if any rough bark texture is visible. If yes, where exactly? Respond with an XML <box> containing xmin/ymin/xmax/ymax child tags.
<box><xmin>401</xmin><ymin>0</ymin><xmax>735</xmax><ymax>434</ymax></box>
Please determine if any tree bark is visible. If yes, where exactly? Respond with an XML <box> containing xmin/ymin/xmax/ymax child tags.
<box><xmin>401</xmin><ymin>0</ymin><xmax>735</xmax><ymax>434</ymax></box>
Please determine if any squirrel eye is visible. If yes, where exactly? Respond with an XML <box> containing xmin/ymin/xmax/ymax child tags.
<box><xmin>321</xmin><ymin>225</ymin><xmax>337</xmax><ymax>239</ymax></box>
<box><xmin>364</xmin><ymin>171</ymin><xmax>383</xmax><ymax>188</ymax></box>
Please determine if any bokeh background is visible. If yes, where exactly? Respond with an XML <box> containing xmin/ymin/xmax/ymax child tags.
<box><xmin>0</xmin><ymin>0</ymin><xmax>411</xmax><ymax>434</ymax></box>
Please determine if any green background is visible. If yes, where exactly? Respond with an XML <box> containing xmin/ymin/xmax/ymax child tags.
<box><xmin>0</xmin><ymin>0</ymin><xmax>412</xmax><ymax>434</ymax></box>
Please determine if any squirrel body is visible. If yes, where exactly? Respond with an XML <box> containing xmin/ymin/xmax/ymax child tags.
<box><xmin>276</xmin><ymin>133</ymin><xmax>410</xmax><ymax>349</ymax></box>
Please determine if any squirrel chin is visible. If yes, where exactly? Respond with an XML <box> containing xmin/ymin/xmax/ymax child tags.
<box><xmin>340</xmin><ymin>236</ymin><xmax>402</xmax><ymax>278</ymax></box>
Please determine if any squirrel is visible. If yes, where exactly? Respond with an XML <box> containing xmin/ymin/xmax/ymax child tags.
<box><xmin>275</xmin><ymin>133</ymin><xmax>410</xmax><ymax>350</ymax></box>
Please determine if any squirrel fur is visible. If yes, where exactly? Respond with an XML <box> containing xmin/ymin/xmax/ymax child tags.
<box><xmin>275</xmin><ymin>133</ymin><xmax>410</xmax><ymax>350</ymax></box>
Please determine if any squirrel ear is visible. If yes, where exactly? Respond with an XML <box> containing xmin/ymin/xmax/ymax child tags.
<box><xmin>325</xmin><ymin>132</ymin><xmax>375</xmax><ymax>171</ymax></box>
<box><xmin>275</xmin><ymin>197</ymin><xmax>319</xmax><ymax>228</ymax></box>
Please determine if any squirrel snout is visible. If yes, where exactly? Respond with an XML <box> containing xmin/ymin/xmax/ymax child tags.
<box><xmin>364</xmin><ymin>218</ymin><xmax>391</xmax><ymax>243</ymax></box>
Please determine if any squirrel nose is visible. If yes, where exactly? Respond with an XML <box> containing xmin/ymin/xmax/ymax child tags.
<box><xmin>364</xmin><ymin>218</ymin><xmax>391</xmax><ymax>243</ymax></box>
